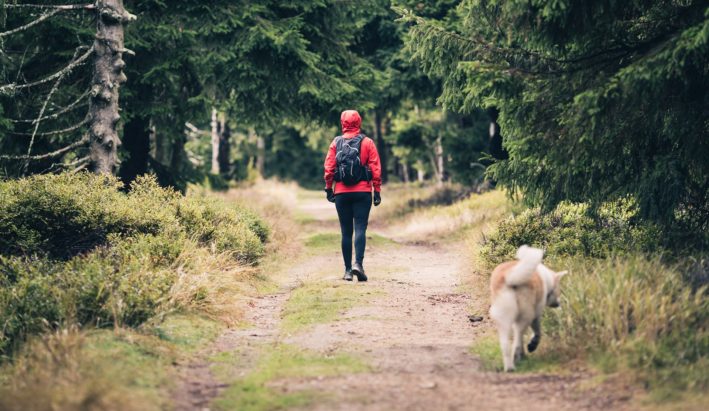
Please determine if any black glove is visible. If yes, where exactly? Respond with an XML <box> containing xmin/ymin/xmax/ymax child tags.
<box><xmin>325</xmin><ymin>188</ymin><xmax>335</xmax><ymax>203</ymax></box>
<box><xmin>373</xmin><ymin>191</ymin><xmax>381</xmax><ymax>206</ymax></box>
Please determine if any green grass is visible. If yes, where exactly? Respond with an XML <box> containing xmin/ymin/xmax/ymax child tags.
<box><xmin>470</xmin><ymin>333</ymin><xmax>562</xmax><ymax>373</ymax></box>
<box><xmin>304</xmin><ymin>231</ymin><xmax>395</xmax><ymax>251</ymax></box>
<box><xmin>151</xmin><ymin>313</ymin><xmax>222</xmax><ymax>352</ymax></box>
<box><xmin>212</xmin><ymin>344</ymin><xmax>369</xmax><ymax>411</ymax></box>
<box><xmin>281</xmin><ymin>281</ymin><xmax>381</xmax><ymax>332</ymax></box>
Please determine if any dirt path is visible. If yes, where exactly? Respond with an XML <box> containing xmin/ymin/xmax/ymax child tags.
<box><xmin>173</xmin><ymin>193</ymin><xmax>636</xmax><ymax>411</ymax></box>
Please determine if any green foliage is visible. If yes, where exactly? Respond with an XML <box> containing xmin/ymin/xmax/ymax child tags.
<box><xmin>479</xmin><ymin>200</ymin><xmax>662</xmax><ymax>268</ymax></box>
<box><xmin>0</xmin><ymin>173</ymin><xmax>179</xmax><ymax>260</ymax></box>
<box><xmin>401</xmin><ymin>0</ymin><xmax>709</xmax><ymax>235</ymax></box>
<box><xmin>0</xmin><ymin>173</ymin><xmax>269</xmax><ymax>357</ymax></box>
<box><xmin>545</xmin><ymin>256</ymin><xmax>708</xmax><ymax>394</ymax></box>
<box><xmin>175</xmin><ymin>197</ymin><xmax>265</xmax><ymax>263</ymax></box>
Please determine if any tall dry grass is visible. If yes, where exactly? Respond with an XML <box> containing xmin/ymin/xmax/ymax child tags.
<box><xmin>543</xmin><ymin>256</ymin><xmax>708</xmax><ymax>394</ymax></box>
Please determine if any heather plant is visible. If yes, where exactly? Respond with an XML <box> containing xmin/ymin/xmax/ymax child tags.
<box><xmin>0</xmin><ymin>173</ymin><xmax>269</xmax><ymax>357</ymax></box>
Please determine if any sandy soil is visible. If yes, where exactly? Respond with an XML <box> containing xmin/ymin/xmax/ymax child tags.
<box><xmin>172</xmin><ymin>195</ymin><xmax>637</xmax><ymax>411</ymax></box>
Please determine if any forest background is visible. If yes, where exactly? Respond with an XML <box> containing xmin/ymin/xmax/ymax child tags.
<box><xmin>0</xmin><ymin>0</ymin><xmax>707</xmax><ymax>409</ymax></box>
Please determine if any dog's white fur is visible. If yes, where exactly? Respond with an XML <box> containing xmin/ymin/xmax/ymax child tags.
<box><xmin>489</xmin><ymin>245</ymin><xmax>568</xmax><ymax>371</ymax></box>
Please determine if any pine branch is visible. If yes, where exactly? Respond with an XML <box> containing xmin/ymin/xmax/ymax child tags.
<box><xmin>19</xmin><ymin>46</ymin><xmax>88</xmax><ymax>171</ymax></box>
<box><xmin>0</xmin><ymin>44</ymin><xmax>94</xmax><ymax>94</ymax></box>
<box><xmin>9</xmin><ymin>88</ymin><xmax>90</xmax><ymax>123</ymax></box>
<box><xmin>0</xmin><ymin>9</ymin><xmax>61</xmax><ymax>38</ymax></box>
<box><xmin>2</xmin><ymin>3</ymin><xmax>96</xmax><ymax>10</ymax></box>
<box><xmin>0</xmin><ymin>135</ymin><xmax>88</xmax><ymax>161</ymax></box>
<box><xmin>11</xmin><ymin>116</ymin><xmax>89</xmax><ymax>137</ymax></box>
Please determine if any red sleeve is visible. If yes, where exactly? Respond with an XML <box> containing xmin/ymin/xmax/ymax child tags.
<box><xmin>366</xmin><ymin>138</ymin><xmax>382</xmax><ymax>192</ymax></box>
<box><xmin>324</xmin><ymin>138</ymin><xmax>337</xmax><ymax>190</ymax></box>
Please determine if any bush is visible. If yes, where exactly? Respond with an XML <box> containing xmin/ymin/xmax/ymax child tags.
<box><xmin>175</xmin><ymin>197</ymin><xmax>265</xmax><ymax>263</ymax></box>
<box><xmin>479</xmin><ymin>200</ymin><xmax>662</xmax><ymax>268</ymax></box>
<box><xmin>0</xmin><ymin>173</ymin><xmax>270</xmax><ymax>357</ymax></box>
<box><xmin>544</xmin><ymin>256</ymin><xmax>708</xmax><ymax>393</ymax></box>
<box><xmin>0</xmin><ymin>173</ymin><xmax>179</xmax><ymax>260</ymax></box>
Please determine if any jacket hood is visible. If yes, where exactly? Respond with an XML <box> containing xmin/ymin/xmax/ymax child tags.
<box><xmin>340</xmin><ymin>110</ymin><xmax>361</xmax><ymax>135</ymax></box>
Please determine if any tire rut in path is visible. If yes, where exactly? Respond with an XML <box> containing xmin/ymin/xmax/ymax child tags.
<box><xmin>172</xmin><ymin>292</ymin><xmax>289</xmax><ymax>411</ymax></box>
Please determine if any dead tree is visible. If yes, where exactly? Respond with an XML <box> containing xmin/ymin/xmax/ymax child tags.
<box><xmin>0</xmin><ymin>1</ymin><xmax>135</xmax><ymax>175</ymax></box>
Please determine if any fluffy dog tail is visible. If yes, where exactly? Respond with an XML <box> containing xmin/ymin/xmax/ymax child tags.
<box><xmin>505</xmin><ymin>245</ymin><xmax>544</xmax><ymax>286</ymax></box>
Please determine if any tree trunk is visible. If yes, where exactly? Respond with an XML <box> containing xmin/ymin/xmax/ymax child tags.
<box><xmin>373</xmin><ymin>110</ymin><xmax>388</xmax><ymax>183</ymax></box>
<box><xmin>118</xmin><ymin>114</ymin><xmax>150</xmax><ymax>185</ymax></box>
<box><xmin>210</xmin><ymin>108</ymin><xmax>220</xmax><ymax>174</ymax></box>
<box><xmin>255</xmin><ymin>131</ymin><xmax>265</xmax><ymax>177</ymax></box>
<box><xmin>434</xmin><ymin>135</ymin><xmax>445</xmax><ymax>186</ymax></box>
<box><xmin>217</xmin><ymin>117</ymin><xmax>231</xmax><ymax>175</ymax></box>
<box><xmin>416</xmin><ymin>160</ymin><xmax>425</xmax><ymax>183</ymax></box>
<box><xmin>401</xmin><ymin>162</ymin><xmax>410</xmax><ymax>184</ymax></box>
<box><xmin>89</xmin><ymin>0</ymin><xmax>135</xmax><ymax>174</ymax></box>
<box><xmin>487</xmin><ymin>107</ymin><xmax>508</xmax><ymax>160</ymax></box>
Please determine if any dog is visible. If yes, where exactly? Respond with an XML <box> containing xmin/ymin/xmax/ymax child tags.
<box><xmin>489</xmin><ymin>245</ymin><xmax>568</xmax><ymax>371</ymax></box>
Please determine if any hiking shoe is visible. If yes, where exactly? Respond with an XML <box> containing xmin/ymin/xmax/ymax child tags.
<box><xmin>343</xmin><ymin>269</ymin><xmax>353</xmax><ymax>281</ymax></box>
<box><xmin>352</xmin><ymin>262</ymin><xmax>367</xmax><ymax>282</ymax></box>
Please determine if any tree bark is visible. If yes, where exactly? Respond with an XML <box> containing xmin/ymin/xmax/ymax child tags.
<box><xmin>118</xmin><ymin>114</ymin><xmax>150</xmax><ymax>185</ymax></box>
<box><xmin>210</xmin><ymin>108</ymin><xmax>219</xmax><ymax>174</ymax></box>
<box><xmin>401</xmin><ymin>162</ymin><xmax>410</xmax><ymax>184</ymax></box>
<box><xmin>435</xmin><ymin>135</ymin><xmax>445</xmax><ymax>186</ymax></box>
<box><xmin>217</xmin><ymin>116</ymin><xmax>231</xmax><ymax>175</ymax></box>
<box><xmin>89</xmin><ymin>0</ymin><xmax>135</xmax><ymax>174</ymax></box>
<box><xmin>373</xmin><ymin>110</ymin><xmax>388</xmax><ymax>184</ymax></box>
<box><xmin>255</xmin><ymin>131</ymin><xmax>265</xmax><ymax>177</ymax></box>
<box><xmin>487</xmin><ymin>107</ymin><xmax>508</xmax><ymax>160</ymax></box>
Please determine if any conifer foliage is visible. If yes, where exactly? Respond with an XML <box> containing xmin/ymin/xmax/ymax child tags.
<box><xmin>399</xmin><ymin>0</ymin><xmax>709</xmax><ymax>233</ymax></box>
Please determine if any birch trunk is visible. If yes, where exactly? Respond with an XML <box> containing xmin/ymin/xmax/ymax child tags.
<box><xmin>402</xmin><ymin>162</ymin><xmax>410</xmax><ymax>184</ymax></box>
<box><xmin>434</xmin><ymin>135</ymin><xmax>445</xmax><ymax>186</ymax></box>
<box><xmin>210</xmin><ymin>108</ymin><xmax>219</xmax><ymax>174</ymax></box>
<box><xmin>256</xmin><ymin>134</ymin><xmax>265</xmax><ymax>177</ymax></box>
<box><xmin>89</xmin><ymin>0</ymin><xmax>135</xmax><ymax>174</ymax></box>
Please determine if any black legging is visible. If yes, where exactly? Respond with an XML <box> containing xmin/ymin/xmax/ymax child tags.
<box><xmin>335</xmin><ymin>192</ymin><xmax>372</xmax><ymax>270</ymax></box>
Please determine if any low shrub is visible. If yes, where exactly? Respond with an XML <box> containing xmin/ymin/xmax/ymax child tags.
<box><xmin>175</xmin><ymin>197</ymin><xmax>265</xmax><ymax>263</ymax></box>
<box><xmin>479</xmin><ymin>200</ymin><xmax>662</xmax><ymax>268</ymax></box>
<box><xmin>544</xmin><ymin>256</ymin><xmax>708</xmax><ymax>394</ymax></box>
<box><xmin>0</xmin><ymin>173</ymin><xmax>270</xmax><ymax>357</ymax></box>
<box><xmin>0</xmin><ymin>173</ymin><xmax>179</xmax><ymax>260</ymax></box>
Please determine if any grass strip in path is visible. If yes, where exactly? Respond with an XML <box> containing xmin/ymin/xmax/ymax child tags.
<box><xmin>211</xmin><ymin>343</ymin><xmax>369</xmax><ymax>411</ymax></box>
<box><xmin>281</xmin><ymin>280</ymin><xmax>382</xmax><ymax>333</ymax></box>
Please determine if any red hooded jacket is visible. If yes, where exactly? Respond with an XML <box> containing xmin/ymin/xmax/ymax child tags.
<box><xmin>324</xmin><ymin>110</ymin><xmax>382</xmax><ymax>194</ymax></box>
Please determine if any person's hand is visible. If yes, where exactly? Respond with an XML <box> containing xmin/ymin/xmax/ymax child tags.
<box><xmin>373</xmin><ymin>191</ymin><xmax>381</xmax><ymax>206</ymax></box>
<box><xmin>325</xmin><ymin>188</ymin><xmax>335</xmax><ymax>203</ymax></box>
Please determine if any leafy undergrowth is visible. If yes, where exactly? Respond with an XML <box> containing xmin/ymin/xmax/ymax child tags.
<box><xmin>474</xmin><ymin>197</ymin><xmax>708</xmax><ymax>403</ymax></box>
<box><xmin>281</xmin><ymin>280</ymin><xmax>381</xmax><ymax>333</ymax></box>
<box><xmin>211</xmin><ymin>344</ymin><xmax>369</xmax><ymax>411</ymax></box>
<box><xmin>0</xmin><ymin>174</ymin><xmax>296</xmax><ymax>409</ymax></box>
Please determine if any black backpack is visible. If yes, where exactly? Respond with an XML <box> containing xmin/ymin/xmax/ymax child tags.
<box><xmin>334</xmin><ymin>134</ymin><xmax>372</xmax><ymax>186</ymax></box>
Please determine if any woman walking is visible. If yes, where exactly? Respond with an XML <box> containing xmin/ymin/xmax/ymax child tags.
<box><xmin>324</xmin><ymin>110</ymin><xmax>382</xmax><ymax>282</ymax></box>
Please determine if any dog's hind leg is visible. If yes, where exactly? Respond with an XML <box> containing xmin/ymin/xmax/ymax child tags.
<box><xmin>528</xmin><ymin>317</ymin><xmax>541</xmax><ymax>353</ymax></box>
<box><xmin>512</xmin><ymin>322</ymin><xmax>525</xmax><ymax>363</ymax></box>
<box><xmin>497</xmin><ymin>323</ymin><xmax>514</xmax><ymax>371</ymax></box>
